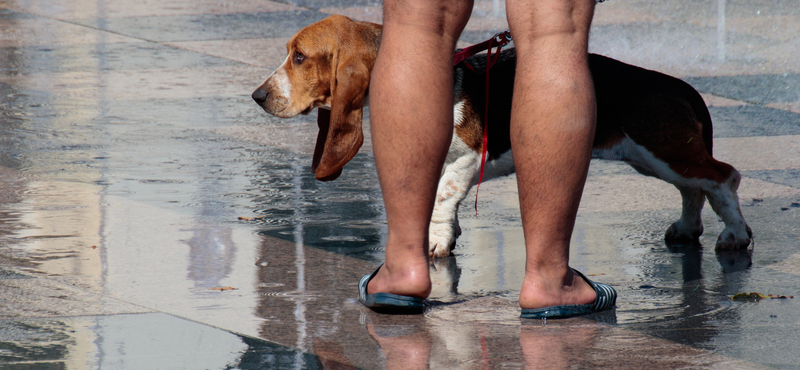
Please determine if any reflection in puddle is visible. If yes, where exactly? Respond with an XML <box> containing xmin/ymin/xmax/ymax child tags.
<box><xmin>249</xmin><ymin>154</ymin><xmax>387</xmax><ymax>261</ymax></box>
<box><xmin>185</xmin><ymin>223</ymin><xmax>236</xmax><ymax>290</ymax></box>
<box><xmin>0</xmin><ymin>313</ymin><xmax>318</xmax><ymax>369</ymax></box>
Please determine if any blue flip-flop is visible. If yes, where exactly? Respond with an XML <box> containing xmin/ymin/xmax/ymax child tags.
<box><xmin>358</xmin><ymin>264</ymin><xmax>425</xmax><ymax>314</ymax></box>
<box><xmin>520</xmin><ymin>269</ymin><xmax>616</xmax><ymax>319</ymax></box>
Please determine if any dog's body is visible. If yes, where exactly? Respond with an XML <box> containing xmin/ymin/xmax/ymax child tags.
<box><xmin>253</xmin><ymin>15</ymin><xmax>751</xmax><ymax>257</ymax></box>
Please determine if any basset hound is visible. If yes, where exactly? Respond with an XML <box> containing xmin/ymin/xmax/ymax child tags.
<box><xmin>252</xmin><ymin>15</ymin><xmax>752</xmax><ymax>257</ymax></box>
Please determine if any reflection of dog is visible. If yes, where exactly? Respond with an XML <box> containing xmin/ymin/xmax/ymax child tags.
<box><xmin>252</xmin><ymin>15</ymin><xmax>752</xmax><ymax>257</ymax></box>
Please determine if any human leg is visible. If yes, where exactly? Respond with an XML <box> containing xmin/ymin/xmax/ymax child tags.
<box><xmin>366</xmin><ymin>0</ymin><xmax>473</xmax><ymax>299</ymax></box>
<box><xmin>505</xmin><ymin>0</ymin><xmax>601</xmax><ymax>310</ymax></box>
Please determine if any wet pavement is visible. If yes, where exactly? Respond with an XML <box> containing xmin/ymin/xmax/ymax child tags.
<box><xmin>0</xmin><ymin>0</ymin><xmax>799</xmax><ymax>368</ymax></box>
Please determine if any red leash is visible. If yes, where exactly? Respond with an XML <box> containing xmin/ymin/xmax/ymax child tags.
<box><xmin>453</xmin><ymin>31</ymin><xmax>512</xmax><ymax>214</ymax></box>
<box><xmin>453</xmin><ymin>30</ymin><xmax>512</xmax><ymax>67</ymax></box>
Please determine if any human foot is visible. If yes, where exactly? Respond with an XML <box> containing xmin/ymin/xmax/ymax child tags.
<box><xmin>358</xmin><ymin>263</ymin><xmax>430</xmax><ymax>313</ymax></box>
<box><xmin>519</xmin><ymin>268</ymin><xmax>616</xmax><ymax>319</ymax></box>
<box><xmin>365</xmin><ymin>259</ymin><xmax>431</xmax><ymax>299</ymax></box>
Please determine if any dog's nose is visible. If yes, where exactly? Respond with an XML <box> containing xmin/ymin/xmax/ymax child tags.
<box><xmin>252</xmin><ymin>88</ymin><xmax>268</xmax><ymax>104</ymax></box>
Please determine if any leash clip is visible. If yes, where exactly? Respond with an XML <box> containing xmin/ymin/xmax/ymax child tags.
<box><xmin>453</xmin><ymin>30</ymin><xmax>512</xmax><ymax>66</ymax></box>
<box><xmin>493</xmin><ymin>30</ymin><xmax>512</xmax><ymax>47</ymax></box>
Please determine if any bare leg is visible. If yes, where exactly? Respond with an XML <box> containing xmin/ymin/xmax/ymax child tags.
<box><xmin>506</xmin><ymin>0</ymin><xmax>599</xmax><ymax>309</ymax></box>
<box><xmin>367</xmin><ymin>0</ymin><xmax>473</xmax><ymax>298</ymax></box>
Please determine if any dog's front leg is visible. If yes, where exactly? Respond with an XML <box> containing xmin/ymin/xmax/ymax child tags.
<box><xmin>429</xmin><ymin>151</ymin><xmax>481</xmax><ymax>258</ymax></box>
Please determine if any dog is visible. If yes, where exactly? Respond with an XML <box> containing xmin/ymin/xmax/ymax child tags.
<box><xmin>252</xmin><ymin>15</ymin><xmax>752</xmax><ymax>257</ymax></box>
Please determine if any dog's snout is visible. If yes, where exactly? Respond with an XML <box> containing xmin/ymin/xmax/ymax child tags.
<box><xmin>252</xmin><ymin>88</ymin><xmax>268</xmax><ymax>104</ymax></box>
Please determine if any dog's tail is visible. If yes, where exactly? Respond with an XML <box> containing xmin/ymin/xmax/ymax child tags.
<box><xmin>685</xmin><ymin>85</ymin><xmax>715</xmax><ymax>156</ymax></box>
<box><xmin>696</xmin><ymin>97</ymin><xmax>714</xmax><ymax>157</ymax></box>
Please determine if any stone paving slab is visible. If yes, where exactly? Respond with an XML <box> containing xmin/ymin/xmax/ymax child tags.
<box><xmin>167</xmin><ymin>38</ymin><xmax>292</xmax><ymax>67</ymax></box>
<box><xmin>0</xmin><ymin>9</ymin><xmax>143</xmax><ymax>47</ymax></box>
<box><xmin>0</xmin><ymin>313</ymin><xmax>317</xmax><ymax>369</ymax></box>
<box><xmin>0</xmin><ymin>0</ymin><xmax>300</xmax><ymax>19</ymax></box>
<box><xmin>0</xmin><ymin>269</ymin><xmax>151</xmax><ymax>318</ymax></box>
<box><xmin>68</xmin><ymin>11</ymin><xmax>330</xmax><ymax>43</ymax></box>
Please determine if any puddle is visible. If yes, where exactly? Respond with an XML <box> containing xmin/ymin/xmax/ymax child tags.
<box><xmin>0</xmin><ymin>313</ymin><xmax>323</xmax><ymax>370</ymax></box>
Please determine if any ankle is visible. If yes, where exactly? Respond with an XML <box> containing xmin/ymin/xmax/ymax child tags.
<box><xmin>367</xmin><ymin>259</ymin><xmax>432</xmax><ymax>299</ymax></box>
<box><xmin>386</xmin><ymin>261</ymin><xmax>432</xmax><ymax>298</ymax></box>
<box><xmin>518</xmin><ymin>268</ymin><xmax>595</xmax><ymax>309</ymax></box>
<box><xmin>524</xmin><ymin>261</ymin><xmax>571</xmax><ymax>284</ymax></box>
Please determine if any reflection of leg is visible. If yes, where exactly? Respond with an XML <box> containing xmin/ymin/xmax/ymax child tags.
<box><xmin>312</xmin><ymin>338</ymin><xmax>359</xmax><ymax>370</ymax></box>
<box><xmin>366</xmin><ymin>0</ymin><xmax>473</xmax><ymax>299</ymax></box>
<box><xmin>520</xmin><ymin>328</ymin><xmax>568</xmax><ymax>370</ymax></box>
<box><xmin>505</xmin><ymin>0</ymin><xmax>600</xmax><ymax>310</ymax></box>
<box><xmin>368</xmin><ymin>324</ymin><xmax>432</xmax><ymax>370</ymax></box>
<box><xmin>430</xmin><ymin>256</ymin><xmax>462</xmax><ymax>296</ymax></box>
<box><xmin>519</xmin><ymin>324</ymin><xmax>597</xmax><ymax>369</ymax></box>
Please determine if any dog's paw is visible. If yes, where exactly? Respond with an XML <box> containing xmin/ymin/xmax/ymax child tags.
<box><xmin>428</xmin><ymin>234</ymin><xmax>455</xmax><ymax>258</ymax></box>
<box><xmin>428</xmin><ymin>222</ymin><xmax>459</xmax><ymax>258</ymax></box>
<box><xmin>664</xmin><ymin>221</ymin><xmax>703</xmax><ymax>246</ymax></box>
<box><xmin>715</xmin><ymin>225</ymin><xmax>752</xmax><ymax>250</ymax></box>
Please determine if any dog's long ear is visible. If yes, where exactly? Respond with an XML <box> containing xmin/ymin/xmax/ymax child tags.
<box><xmin>312</xmin><ymin>55</ymin><xmax>368</xmax><ymax>181</ymax></box>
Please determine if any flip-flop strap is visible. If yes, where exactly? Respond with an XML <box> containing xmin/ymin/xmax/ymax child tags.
<box><xmin>572</xmin><ymin>268</ymin><xmax>617</xmax><ymax>311</ymax></box>
<box><xmin>591</xmin><ymin>282</ymin><xmax>617</xmax><ymax>311</ymax></box>
<box><xmin>358</xmin><ymin>264</ymin><xmax>383</xmax><ymax>302</ymax></box>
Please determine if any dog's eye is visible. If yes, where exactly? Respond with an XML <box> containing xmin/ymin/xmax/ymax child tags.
<box><xmin>293</xmin><ymin>52</ymin><xmax>306</xmax><ymax>65</ymax></box>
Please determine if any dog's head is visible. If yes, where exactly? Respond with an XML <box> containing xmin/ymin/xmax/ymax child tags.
<box><xmin>252</xmin><ymin>15</ymin><xmax>381</xmax><ymax>181</ymax></box>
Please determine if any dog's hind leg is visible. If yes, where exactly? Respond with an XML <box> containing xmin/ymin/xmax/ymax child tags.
<box><xmin>700</xmin><ymin>166</ymin><xmax>752</xmax><ymax>249</ymax></box>
<box><xmin>665</xmin><ymin>186</ymin><xmax>705</xmax><ymax>246</ymax></box>
<box><xmin>619</xmin><ymin>137</ymin><xmax>751</xmax><ymax>250</ymax></box>
<box><xmin>662</xmin><ymin>157</ymin><xmax>751</xmax><ymax>250</ymax></box>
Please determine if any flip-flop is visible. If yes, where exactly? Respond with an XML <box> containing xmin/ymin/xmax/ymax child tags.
<box><xmin>520</xmin><ymin>268</ymin><xmax>616</xmax><ymax>319</ymax></box>
<box><xmin>358</xmin><ymin>264</ymin><xmax>425</xmax><ymax>314</ymax></box>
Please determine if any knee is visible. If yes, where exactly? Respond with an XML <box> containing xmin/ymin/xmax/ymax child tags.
<box><xmin>383</xmin><ymin>0</ymin><xmax>474</xmax><ymax>38</ymax></box>
<box><xmin>505</xmin><ymin>0</ymin><xmax>595</xmax><ymax>45</ymax></box>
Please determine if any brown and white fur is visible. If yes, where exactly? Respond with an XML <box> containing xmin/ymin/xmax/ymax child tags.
<box><xmin>252</xmin><ymin>15</ymin><xmax>752</xmax><ymax>257</ymax></box>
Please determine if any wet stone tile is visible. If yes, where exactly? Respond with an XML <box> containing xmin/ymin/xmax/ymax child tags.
<box><xmin>319</xmin><ymin>6</ymin><xmax>383</xmax><ymax>24</ymax></box>
<box><xmin>167</xmin><ymin>38</ymin><xmax>291</xmax><ymax>68</ymax></box>
<box><xmin>686</xmin><ymin>74</ymin><xmax>800</xmax><ymax>104</ymax></box>
<box><xmin>0</xmin><ymin>313</ymin><xmax>323</xmax><ymax>370</ymax></box>
<box><xmin>602</xmin><ymin>0</ymin><xmax>800</xmax><ymax>22</ymax></box>
<box><xmin>108</xmin><ymin>96</ymin><xmax>262</xmax><ymax>125</ymax></box>
<box><xmin>0</xmin><ymin>319</ymin><xmax>73</xmax><ymax>366</ymax></box>
<box><xmin>0</xmin><ymin>0</ymin><xmax>301</xmax><ymax>19</ymax></box>
<box><xmin>249</xmin><ymin>152</ymin><xmax>385</xmax><ymax>261</ymax></box>
<box><xmin>281</xmin><ymin>0</ymin><xmax>381</xmax><ymax>8</ymax></box>
<box><xmin>722</xmin><ymin>0</ymin><xmax>800</xmax><ymax>18</ymax></box>
<box><xmin>627</xmin><ymin>273</ymin><xmax>800</xmax><ymax>368</ymax></box>
<box><xmin>459</xmin><ymin>29</ymin><xmax>511</xmax><ymax>44</ymax></box>
<box><xmin>0</xmin><ymin>8</ymin><xmax>34</xmax><ymax>20</ymax></box>
<box><xmin>2</xmin><ymin>93</ymin><xmax>258</xmax><ymax>131</ymax></box>
<box><xmin>590</xmin><ymin>21</ymin><xmax>774</xmax><ymax>62</ymax></box>
<box><xmin>743</xmin><ymin>169</ymin><xmax>800</xmax><ymax>190</ymax></box>
<box><xmin>0</xmin><ymin>42</ymin><xmax>238</xmax><ymax>75</ymax></box>
<box><xmin>0</xmin><ymin>62</ymin><xmax>262</xmax><ymax>101</ymax></box>
<box><xmin>714</xmin><ymin>136</ymin><xmax>800</xmax><ymax>173</ymax></box>
<box><xmin>0</xmin><ymin>17</ymin><xmax>142</xmax><ymax>48</ymax></box>
<box><xmin>68</xmin><ymin>11</ymin><xmax>330</xmax><ymax>43</ymax></box>
<box><xmin>0</xmin><ymin>268</ymin><xmax>31</xmax><ymax>280</ymax></box>
<box><xmin>707</xmin><ymin>105</ymin><xmax>800</xmax><ymax>138</ymax></box>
